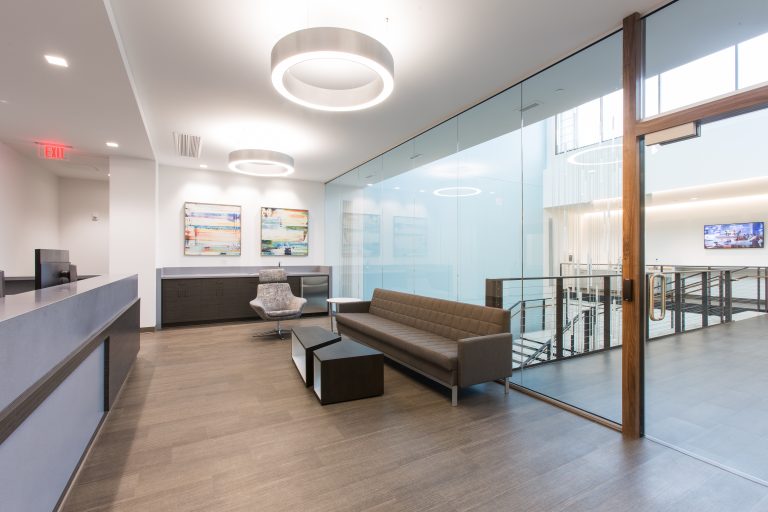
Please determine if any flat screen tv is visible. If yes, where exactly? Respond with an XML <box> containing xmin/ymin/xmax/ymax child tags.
<box><xmin>704</xmin><ymin>222</ymin><xmax>764</xmax><ymax>249</ymax></box>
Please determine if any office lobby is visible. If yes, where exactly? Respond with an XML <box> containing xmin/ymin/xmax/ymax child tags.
<box><xmin>2</xmin><ymin>0</ymin><xmax>768</xmax><ymax>510</ymax></box>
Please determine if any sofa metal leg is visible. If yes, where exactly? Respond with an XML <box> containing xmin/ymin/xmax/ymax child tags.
<box><xmin>451</xmin><ymin>386</ymin><xmax>458</xmax><ymax>406</ymax></box>
<box><xmin>504</xmin><ymin>376</ymin><xmax>509</xmax><ymax>395</ymax></box>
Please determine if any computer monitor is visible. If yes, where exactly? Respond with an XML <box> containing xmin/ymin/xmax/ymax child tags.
<box><xmin>34</xmin><ymin>249</ymin><xmax>77</xmax><ymax>290</ymax></box>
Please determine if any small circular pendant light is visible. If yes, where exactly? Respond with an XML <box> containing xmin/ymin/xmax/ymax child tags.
<box><xmin>227</xmin><ymin>149</ymin><xmax>294</xmax><ymax>177</ymax></box>
<box><xmin>271</xmin><ymin>27</ymin><xmax>394</xmax><ymax>112</ymax></box>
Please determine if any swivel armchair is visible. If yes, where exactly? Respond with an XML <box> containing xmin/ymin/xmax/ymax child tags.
<box><xmin>250</xmin><ymin>269</ymin><xmax>307</xmax><ymax>339</ymax></box>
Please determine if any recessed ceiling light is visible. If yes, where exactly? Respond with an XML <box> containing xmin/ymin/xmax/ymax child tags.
<box><xmin>489</xmin><ymin>191</ymin><xmax>496</xmax><ymax>195</ymax></box>
<box><xmin>0</xmin><ymin>99</ymin><xmax>8</xmax><ymax>104</ymax></box>
<box><xmin>419</xmin><ymin>189</ymin><xmax>425</xmax><ymax>193</ymax></box>
<box><xmin>587</xmin><ymin>169</ymin><xmax>597</xmax><ymax>174</ymax></box>
<box><xmin>107</xmin><ymin>173</ymin><xmax>111</xmax><ymax>177</ymax></box>
<box><xmin>271</xmin><ymin>27</ymin><xmax>394</xmax><ymax>112</ymax></box>
<box><xmin>393</xmin><ymin>186</ymin><xmax>400</xmax><ymax>190</ymax></box>
<box><xmin>200</xmin><ymin>164</ymin><xmax>208</xmax><ymax>169</ymax></box>
<box><xmin>106</xmin><ymin>141</ymin><xmax>119</xmax><ymax>148</ymax></box>
<box><xmin>433</xmin><ymin>186</ymin><xmax>482</xmax><ymax>197</ymax></box>
<box><xmin>690</xmin><ymin>197</ymin><xmax>698</xmax><ymax>201</ymax></box>
<box><xmin>44</xmin><ymin>55</ymin><xmax>68</xmax><ymax>67</ymax></box>
<box><xmin>366</xmin><ymin>183</ymin><xmax>374</xmax><ymax>187</ymax></box>
<box><xmin>228</xmin><ymin>149</ymin><xmax>294</xmax><ymax>177</ymax></box>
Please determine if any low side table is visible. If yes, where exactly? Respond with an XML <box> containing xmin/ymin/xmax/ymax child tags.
<box><xmin>313</xmin><ymin>338</ymin><xmax>383</xmax><ymax>405</ymax></box>
<box><xmin>291</xmin><ymin>326</ymin><xmax>341</xmax><ymax>387</ymax></box>
<box><xmin>326</xmin><ymin>297</ymin><xmax>362</xmax><ymax>333</ymax></box>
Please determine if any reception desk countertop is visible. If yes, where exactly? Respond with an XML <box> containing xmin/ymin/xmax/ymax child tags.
<box><xmin>0</xmin><ymin>274</ymin><xmax>136</xmax><ymax>323</ymax></box>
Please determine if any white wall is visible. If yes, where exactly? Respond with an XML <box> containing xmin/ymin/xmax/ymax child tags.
<box><xmin>58</xmin><ymin>178</ymin><xmax>109</xmax><ymax>275</ymax></box>
<box><xmin>157</xmin><ymin>165</ymin><xmax>325</xmax><ymax>268</ymax></box>
<box><xmin>0</xmin><ymin>141</ymin><xmax>60</xmax><ymax>276</ymax></box>
<box><xmin>646</xmin><ymin>196</ymin><xmax>768</xmax><ymax>267</ymax></box>
<box><xmin>109</xmin><ymin>157</ymin><xmax>157</xmax><ymax>327</ymax></box>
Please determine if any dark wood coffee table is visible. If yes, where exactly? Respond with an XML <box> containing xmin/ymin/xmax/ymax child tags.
<box><xmin>291</xmin><ymin>326</ymin><xmax>341</xmax><ymax>386</ymax></box>
<box><xmin>312</xmin><ymin>338</ymin><xmax>383</xmax><ymax>405</ymax></box>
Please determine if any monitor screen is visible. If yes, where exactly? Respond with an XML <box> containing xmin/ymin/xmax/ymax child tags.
<box><xmin>704</xmin><ymin>222</ymin><xmax>764</xmax><ymax>249</ymax></box>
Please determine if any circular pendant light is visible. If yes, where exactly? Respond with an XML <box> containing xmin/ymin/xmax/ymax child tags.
<box><xmin>271</xmin><ymin>27</ymin><xmax>394</xmax><ymax>112</ymax></box>
<box><xmin>433</xmin><ymin>187</ymin><xmax>482</xmax><ymax>197</ymax></box>
<box><xmin>227</xmin><ymin>149</ymin><xmax>294</xmax><ymax>177</ymax></box>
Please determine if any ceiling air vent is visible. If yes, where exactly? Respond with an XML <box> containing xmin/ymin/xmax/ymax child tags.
<box><xmin>520</xmin><ymin>102</ymin><xmax>540</xmax><ymax>113</ymax></box>
<box><xmin>173</xmin><ymin>132</ymin><xmax>202</xmax><ymax>158</ymax></box>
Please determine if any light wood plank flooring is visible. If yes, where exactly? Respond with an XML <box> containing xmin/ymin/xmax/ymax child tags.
<box><xmin>61</xmin><ymin>317</ymin><xmax>768</xmax><ymax>511</ymax></box>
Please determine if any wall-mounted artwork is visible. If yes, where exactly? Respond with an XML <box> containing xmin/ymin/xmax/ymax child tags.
<box><xmin>393</xmin><ymin>216</ymin><xmax>428</xmax><ymax>257</ymax></box>
<box><xmin>342</xmin><ymin>213</ymin><xmax>381</xmax><ymax>257</ymax></box>
<box><xmin>704</xmin><ymin>222</ymin><xmax>764</xmax><ymax>249</ymax></box>
<box><xmin>261</xmin><ymin>207</ymin><xmax>309</xmax><ymax>256</ymax></box>
<box><xmin>184</xmin><ymin>202</ymin><xmax>242</xmax><ymax>256</ymax></box>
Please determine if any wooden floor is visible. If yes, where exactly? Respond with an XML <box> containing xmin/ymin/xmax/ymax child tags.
<box><xmin>62</xmin><ymin>316</ymin><xmax>768</xmax><ymax>512</ymax></box>
<box><xmin>516</xmin><ymin>314</ymin><xmax>768</xmax><ymax>483</ymax></box>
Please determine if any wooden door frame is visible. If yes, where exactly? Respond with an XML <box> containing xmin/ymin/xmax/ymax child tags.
<box><xmin>621</xmin><ymin>13</ymin><xmax>768</xmax><ymax>438</ymax></box>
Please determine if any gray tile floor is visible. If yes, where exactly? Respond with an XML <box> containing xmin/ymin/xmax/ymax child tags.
<box><xmin>513</xmin><ymin>314</ymin><xmax>768</xmax><ymax>484</ymax></box>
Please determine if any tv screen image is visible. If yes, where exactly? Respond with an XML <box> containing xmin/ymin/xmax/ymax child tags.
<box><xmin>704</xmin><ymin>222</ymin><xmax>764</xmax><ymax>249</ymax></box>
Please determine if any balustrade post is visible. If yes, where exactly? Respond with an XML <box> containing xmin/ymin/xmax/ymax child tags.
<box><xmin>584</xmin><ymin>308</ymin><xmax>592</xmax><ymax>352</ymax></box>
<box><xmin>674</xmin><ymin>272</ymin><xmax>682</xmax><ymax>333</ymax></box>
<box><xmin>603</xmin><ymin>276</ymin><xmax>611</xmax><ymax>350</ymax></box>
<box><xmin>701</xmin><ymin>272</ymin><xmax>709</xmax><ymax>327</ymax></box>
<box><xmin>725</xmin><ymin>270</ymin><xmax>733</xmax><ymax>323</ymax></box>
<box><xmin>485</xmin><ymin>279</ymin><xmax>503</xmax><ymax>309</ymax></box>
<box><xmin>555</xmin><ymin>278</ymin><xmax>564</xmax><ymax>359</ymax></box>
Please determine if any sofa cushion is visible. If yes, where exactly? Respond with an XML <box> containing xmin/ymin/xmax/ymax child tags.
<box><xmin>337</xmin><ymin>312</ymin><xmax>457</xmax><ymax>371</ymax></box>
<box><xmin>368</xmin><ymin>288</ymin><xmax>509</xmax><ymax>340</ymax></box>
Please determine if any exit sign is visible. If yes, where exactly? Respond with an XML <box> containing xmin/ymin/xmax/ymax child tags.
<box><xmin>37</xmin><ymin>143</ymin><xmax>69</xmax><ymax>160</ymax></box>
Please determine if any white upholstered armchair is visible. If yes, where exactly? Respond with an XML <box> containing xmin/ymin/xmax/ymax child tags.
<box><xmin>249</xmin><ymin>269</ymin><xmax>307</xmax><ymax>339</ymax></box>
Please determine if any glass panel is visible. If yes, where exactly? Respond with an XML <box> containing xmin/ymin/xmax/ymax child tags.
<box><xmin>644</xmin><ymin>107</ymin><xmax>768</xmax><ymax>482</ymax></box>
<box><xmin>510</xmin><ymin>32</ymin><xmax>623</xmax><ymax>424</ymax></box>
<box><xmin>738</xmin><ymin>32</ymin><xmax>768</xmax><ymax>88</ymax></box>
<box><xmin>644</xmin><ymin>0</ymin><xmax>768</xmax><ymax>117</ymax></box>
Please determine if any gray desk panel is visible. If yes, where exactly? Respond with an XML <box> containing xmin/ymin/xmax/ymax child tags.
<box><xmin>0</xmin><ymin>275</ymin><xmax>138</xmax><ymax>410</ymax></box>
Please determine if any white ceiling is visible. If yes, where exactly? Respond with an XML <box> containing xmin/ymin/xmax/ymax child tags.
<box><xmin>0</xmin><ymin>0</ymin><xmax>152</xmax><ymax>180</ymax></box>
<box><xmin>0</xmin><ymin>0</ymin><xmax>670</xmax><ymax>183</ymax></box>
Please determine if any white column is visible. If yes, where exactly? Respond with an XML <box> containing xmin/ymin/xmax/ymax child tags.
<box><xmin>109</xmin><ymin>157</ymin><xmax>157</xmax><ymax>328</ymax></box>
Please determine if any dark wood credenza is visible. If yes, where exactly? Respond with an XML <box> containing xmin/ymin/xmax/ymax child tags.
<box><xmin>160</xmin><ymin>267</ymin><xmax>330</xmax><ymax>326</ymax></box>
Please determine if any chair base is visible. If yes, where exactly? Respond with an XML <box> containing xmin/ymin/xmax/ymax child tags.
<box><xmin>253</xmin><ymin>320</ymin><xmax>291</xmax><ymax>339</ymax></box>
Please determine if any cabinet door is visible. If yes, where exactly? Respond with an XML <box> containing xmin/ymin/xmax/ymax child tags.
<box><xmin>162</xmin><ymin>279</ymin><xmax>202</xmax><ymax>324</ymax></box>
<box><xmin>238</xmin><ymin>278</ymin><xmax>261</xmax><ymax>318</ymax></box>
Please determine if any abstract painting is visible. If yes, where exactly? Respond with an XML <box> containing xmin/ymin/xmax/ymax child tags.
<box><xmin>261</xmin><ymin>207</ymin><xmax>309</xmax><ymax>256</ymax></box>
<box><xmin>184</xmin><ymin>202</ymin><xmax>242</xmax><ymax>256</ymax></box>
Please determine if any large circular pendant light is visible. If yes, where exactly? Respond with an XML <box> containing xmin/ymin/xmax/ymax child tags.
<box><xmin>271</xmin><ymin>27</ymin><xmax>394</xmax><ymax>112</ymax></box>
<box><xmin>227</xmin><ymin>149</ymin><xmax>294</xmax><ymax>177</ymax></box>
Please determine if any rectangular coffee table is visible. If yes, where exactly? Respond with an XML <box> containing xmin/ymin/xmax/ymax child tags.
<box><xmin>291</xmin><ymin>326</ymin><xmax>341</xmax><ymax>386</ymax></box>
<box><xmin>313</xmin><ymin>338</ymin><xmax>383</xmax><ymax>405</ymax></box>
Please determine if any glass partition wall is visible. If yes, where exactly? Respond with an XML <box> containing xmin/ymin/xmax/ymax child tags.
<box><xmin>642</xmin><ymin>0</ymin><xmax>768</xmax><ymax>484</ymax></box>
<box><xmin>326</xmin><ymin>33</ymin><xmax>624</xmax><ymax>423</ymax></box>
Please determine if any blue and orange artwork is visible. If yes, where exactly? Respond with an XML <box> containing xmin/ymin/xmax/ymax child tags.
<box><xmin>184</xmin><ymin>202</ymin><xmax>242</xmax><ymax>256</ymax></box>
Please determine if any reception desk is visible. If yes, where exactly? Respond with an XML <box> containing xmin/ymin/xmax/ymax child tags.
<box><xmin>0</xmin><ymin>275</ymin><xmax>140</xmax><ymax>512</ymax></box>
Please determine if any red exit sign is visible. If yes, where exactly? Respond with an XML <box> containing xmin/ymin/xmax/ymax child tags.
<box><xmin>36</xmin><ymin>143</ymin><xmax>70</xmax><ymax>160</ymax></box>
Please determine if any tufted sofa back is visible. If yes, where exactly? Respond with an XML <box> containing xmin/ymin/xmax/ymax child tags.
<box><xmin>368</xmin><ymin>288</ymin><xmax>509</xmax><ymax>340</ymax></box>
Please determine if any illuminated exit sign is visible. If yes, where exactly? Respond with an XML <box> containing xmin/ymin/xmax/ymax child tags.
<box><xmin>36</xmin><ymin>143</ymin><xmax>70</xmax><ymax>160</ymax></box>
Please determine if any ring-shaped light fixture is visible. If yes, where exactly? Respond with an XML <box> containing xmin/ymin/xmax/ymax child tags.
<box><xmin>271</xmin><ymin>27</ymin><xmax>394</xmax><ymax>112</ymax></box>
<box><xmin>227</xmin><ymin>149</ymin><xmax>294</xmax><ymax>177</ymax></box>
<box><xmin>433</xmin><ymin>186</ymin><xmax>482</xmax><ymax>198</ymax></box>
<box><xmin>566</xmin><ymin>143</ymin><xmax>622</xmax><ymax>166</ymax></box>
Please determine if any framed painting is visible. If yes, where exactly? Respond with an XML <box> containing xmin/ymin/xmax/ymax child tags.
<box><xmin>261</xmin><ymin>207</ymin><xmax>309</xmax><ymax>256</ymax></box>
<box><xmin>184</xmin><ymin>202</ymin><xmax>242</xmax><ymax>256</ymax></box>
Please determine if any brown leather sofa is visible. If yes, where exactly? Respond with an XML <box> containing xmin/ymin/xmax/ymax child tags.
<box><xmin>336</xmin><ymin>288</ymin><xmax>513</xmax><ymax>405</ymax></box>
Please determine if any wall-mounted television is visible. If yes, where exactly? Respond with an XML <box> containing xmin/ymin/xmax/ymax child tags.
<box><xmin>704</xmin><ymin>222</ymin><xmax>764</xmax><ymax>249</ymax></box>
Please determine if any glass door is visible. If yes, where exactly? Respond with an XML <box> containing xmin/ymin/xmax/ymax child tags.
<box><xmin>643</xmin><ymin>107</ymin><xmax>768</xmax><ymax>483</ymax></box>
